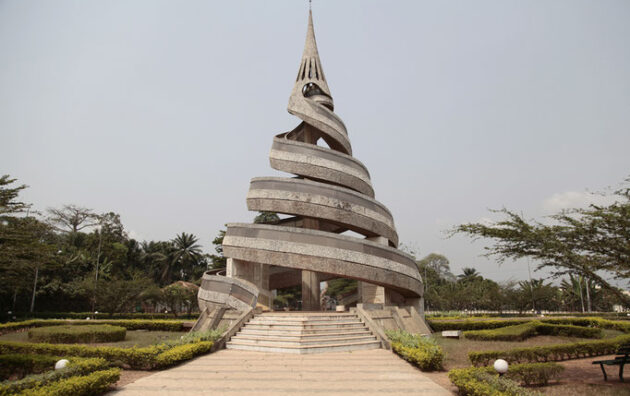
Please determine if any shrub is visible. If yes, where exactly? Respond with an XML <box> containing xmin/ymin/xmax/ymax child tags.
<box><xmin>0</xmin><ymin>357</ymin><xmax>109</xmax><ymax>396</ymax></box>
<box><xmin>17</xmin><ymin>368</ymin><xmax>120</xmax><ymax>396</ymax></box>
<box><xmin>28</xmin><ymin>325</ymin><xmax>126</xmax><ymax>344</ymax></box>
<box><xmin>430</xmin><ymin>319</ymin><xmax>530</xmax><ymax>332</ymax></box>
<box><xmin>153</xmin><ymin>341</ymin><xmax>214</xmax><ymax>369</ymax></box>
<box><xmin>0</xmin><ymin>319</ymin><xmax>185</xmax><ymax>335</ymax></box>
<box><xmin>448</xmin><ymin>367</ymin><xmax>542</xmax><ymax>396</ymax></box>
<box><xmin>501</xmin><ymin>362</ymin><xmax>564</xmax><ymax>386</ymax></box>
<box><xmin>469</xmin><ymin>334</ymin><xmax>630</xmax><ymax>366</ymax></box>
<box><xmin>0</xmin><ymin>354</ymin><xmax>58</xmax><ymax>381</ymax></box>
<box><xmin>2</xmin><ymin>312</ymin><xmax>199</xmax><ymax>322</ymax></box>
<box><xmin>464</xmin><ymin>321</ymin><xmax>602</xmax><ymax>341</ymax></box>
<box><xmin>464</xmin><ymin>323</ymin><xmax>539</xmax><ymax>341</ymax></box>
<box><xmin>386</xmin><ymin>330</ymin><xmax>444</xmax><ymax>371</ymax></box>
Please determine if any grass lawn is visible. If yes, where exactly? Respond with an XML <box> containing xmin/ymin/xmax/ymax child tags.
<box><xmin>0</xmin><ymin>329</ymin><xmax>185</xmax><ymax>348</ymax></box>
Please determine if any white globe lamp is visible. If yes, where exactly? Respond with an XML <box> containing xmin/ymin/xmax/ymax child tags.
<box><xmin>55</xmin><ymin>359</ymin><xmax>70</xmax><ymax>370</ymax></box>
<box><xmin>494</xmin><ymin>359</ymin><xmax>509</xmax><ymax>376</ymax></box>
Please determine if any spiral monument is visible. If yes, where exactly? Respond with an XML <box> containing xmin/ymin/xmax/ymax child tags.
<box><xmin>197</xmin><ymin>11</ymin><xmax>426</xmax><ymax>332</ymax></box>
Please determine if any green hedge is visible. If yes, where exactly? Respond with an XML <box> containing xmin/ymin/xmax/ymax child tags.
<box><xmin>430</xmin><ymin>319</ymin><xmax>530</xmax><ymax>332</ymax></box>
<box><xmin>0</xmin><ymin>354</ymin><xmax>58</xmax><ymax>381</ymax></box>
<box><xmin>0</xmin><ymin>319</ymin><xmax>185</xmax><ymax>335</ymax></box>
<box><xmin>448</xmin><ymin>368</ymin><xmax>542</xmax><ymax>396</ymax></box>
<box><xmin>3</xmin><ymin>312</ymin><xmax>198</xmax><ymax>322</ymax></box>
<box><xmin>153</xmin><ymin>341</ymin><xmax>214</xmax><ymax>369</ymax></box>
<box><xmin>0</xmin><ymin>357</ymin><xmax>109</xmax><ymax>396</ymax></box>
<box><xmin>431</xmin><ymin>316</ymin><xmax>630</xmax><ymax>333</ymax></box>
<box><xmin>28</xmin><ymin>325</ymin><xmax>126</xmax><ymax>344</ymax></box>
<box><xmin>386</xmin><ymin>330</ymin><xmax>443</xmax><ymax>371</ymax></box>
<box><xmin>0</xmin><ymin>339</ymin><xmax>215</xmax><ymax>370</ymax></box>
<box><xmin>469</xmin><ymin>334</ymin><xmax>630</xmax><ymax>366</ymax></box>
<box><xmin>464</xmin><ymin>321</ymin><xmax>602</xmax><ymax>341</ymax></box>
<box><xmin>15</xmin><ymin>368</ymin><xmax>120</xmax><ymax>396</ymax></box>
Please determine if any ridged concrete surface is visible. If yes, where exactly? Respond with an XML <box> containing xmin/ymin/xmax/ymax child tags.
<box><xmin>109</xmin><ymin>349</ymin><xmax>452</xmax><ymax>395</ymax></box>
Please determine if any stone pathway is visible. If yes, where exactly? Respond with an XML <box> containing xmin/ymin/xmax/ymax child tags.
<box><xmin>109</xmin><ymin>349</ymin><xmax>452</xmax><ymax>395</ymax></box>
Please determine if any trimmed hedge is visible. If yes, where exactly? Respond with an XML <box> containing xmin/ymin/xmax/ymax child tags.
<box><xmin>153</xmin><ymin>341</ymin><xmax>214</xmax><ymax>369</ymax></box>
<box><xmin>3</xmin><ymin>312</ymin><xmax>198</xmax><ymax>321</ymax></box>
<box><xmin>0</xmin><ymin>339</ymin><xmax>215</xmax><ymax>370</ymax></box>
<box><xmin>430</xmin><ymin>319</ymin><xmax>530</xmax><ymax>332</ymax></box>
<box><xmin>469</xmin><ymin>334</ymin><xmax>630</xmax><ymax>366</ymax></box>
<box><xmin>28</xmin><ymin>325</ymin><xmax>126</xmax><ymax>344</ymax></box>
<box><xmin>386</xmin><ymin>330</ymin><xmax>444</xmax><ymax>371</ymax></box>
<box><xmin>431</xmin><ymin>316</ymin><xmax>630</xmax><ymax>333</ymax></box>
<box><xmin>0</xmin><ymin>357</ymin><xmax>109</xmax><ymax>396</ymax></box>
<box><xmin>449</xmin><ymin>368</ymin><xmax>542</xmax><ymax>396</ymax></box>
<box><xmin>16</xmin><ymin>368</ymin><xmax>120</xmax><ymax>396</ymax></box>
<box><xmin>0</xmin><ymin>319</ymin><xmax>185</xmax><ymax>335</ymax></box>
<box><xmin>0</xmin><ymin>354</ymin><xmax>58</xmax><ymax>381</ymax></box>
<box><xmin>464</xmin><ymin>321</ymin><xmax>602</xmax><ymax>341</ymax></box>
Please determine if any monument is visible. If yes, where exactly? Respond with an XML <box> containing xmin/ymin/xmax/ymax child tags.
<box><xmin>194</xmin><ymin>10</ymin><xmax>430</xmax><ymax>341</ymax></box>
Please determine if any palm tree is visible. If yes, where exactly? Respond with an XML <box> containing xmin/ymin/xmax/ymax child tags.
<box><xmin>458</xmin><ymin>267</ymin><xmax>481</xmax><ymax>283</ymax></box>
<box><xmin>168</xmin><ymin>232</ymin><xmax>204</xmax><ymax>283</ymax></box>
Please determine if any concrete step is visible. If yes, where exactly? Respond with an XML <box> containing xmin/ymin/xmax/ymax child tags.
<box><xmin>249</xmin><ymin>317</ymin><xmax>361</xmax><ymax>324</ymax></box>
<box><xmin>230</xmin><ymin>335</ymin><xmax>377</xmax><ymax>346</ymax></box>
<box><xmin>243</xmin><ymin>322</ymin><xmax>366</xmax><ymax>331</ymax></box>
<box><xmin>226</xmin><ymin>340</ymin><xmax>381</xmax><ymax>354</ymax></box>
<box><xmin>237</xmin><ymin>329</ymin><xmax>372</xmax><ymax>339</ymax></box>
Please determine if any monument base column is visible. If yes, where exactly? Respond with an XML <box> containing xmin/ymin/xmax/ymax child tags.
<box><xmin>301</xmin><ymin>270</ymin><xmax>320</xmax><ymax>311</ymax></box>
<box><xmin>227</xmin><ymin>258</ymin><xmax>273</xmax><ymax>310</ymax></box>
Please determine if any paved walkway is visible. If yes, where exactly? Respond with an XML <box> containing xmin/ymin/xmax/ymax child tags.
<box><xmin>110</xmin><ymin>349</ymin><xmax>452</xmax><ymax>395</ymax></box>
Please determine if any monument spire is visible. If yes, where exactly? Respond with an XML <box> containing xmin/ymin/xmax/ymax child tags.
<box><xmin>290</xmin><ymin>10</ymin><xmax>333</xmax><ymax>110</ymax></box>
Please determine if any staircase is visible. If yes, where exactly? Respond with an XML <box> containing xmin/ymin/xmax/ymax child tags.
<box><xmin>226</xmin><ymin>312</ymin><xmax>381</xmax><ymax>354</ymax></box>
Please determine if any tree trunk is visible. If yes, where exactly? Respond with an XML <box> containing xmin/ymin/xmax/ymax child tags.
<box><xmin>578</xmin><ymin>277</ymin><xmax>585</xmax><ymax>313</ymax></box>
<box><xmin>585</xmin><ymin>280</ymin><xmax>592</xmax><ymax>312</ymax></box>
<box><xmin>30</xmin><ymin>267</ymin><xmax>39</xmax><ymax>313</ymax></box>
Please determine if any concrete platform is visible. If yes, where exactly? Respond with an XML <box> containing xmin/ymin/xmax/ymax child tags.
<box><xmin>109</xmin><ymin>349</ymin><xmax>452</xmax><ymax>395</ymax></box>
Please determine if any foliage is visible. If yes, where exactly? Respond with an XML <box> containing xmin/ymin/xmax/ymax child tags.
<box><xmin>0</xmin><ymin>354</ymin><xmax>58</xmax><ymax>381</ymax></box>
<box><xmin>324</xmin><ymin>278</ymin><xmax>357</xmax><ymax>300</ymax></box>
<box><xmin>429</xmin><ymin>319</ymin><xmax>531</xmax><ymax>332</ymax></box>
<box><xmin>452</xmin><ymin>178</ymin><xmax>630</xmax><ymax>307</ymax></box>
<box><xmin>28</xmin><ymin>325</ymin><xmax>126</xmax><ymax>344</ymax></box>
<box><xmin>468</xmin><ymin>334</ymin><xmax>630</xmax><ymax>366</ymax></box>
<box><xmin>160</xmin><ymin>282</ymin><xmax>198</xmax><ymax>316</ymax></box>
<box><xmin>0</xmin><ymin>319</ymin><xmax>185</xmax><ymax>335</ymax></box>
<box><xmin>463</xmin><ymin>321</ymin><xmax>602</xmax><ymax>341</ymax></box>
<box><xmin>3</xmin><ymin>311</ymin><xmax>198</xmax><ymax>321</ymax></box>
<box><xmin>0</xmin><ymin>357</ymin><xmax>109</xmax><ymax>395</ymax></box>
<box><xmin>152</xmin><ymin>341</ymin><xmax>214</xmax><ymax>369</ymax></box>
<box><xmin>386</xmin><ymin>330</ymin><xmax>444</xmax><ymax>371</ymax></box>
<box><xmin>17</xmin><ymin>368</ymin><xmax>120</xmax><ymax>396</ymax></box>
<box><xmin>253</xmin><ymin>211</ymin><xmax>280</xmax><ymax>224</ymax></box>
<box><xmin>209</xmin><ymin>229</ymin><xmax>226</xmax><ymax>270</ymax></box>
<box><xmin>448</xmin><ymin>367</ymin><xmax>542</xmax><ymax>396</ymax></box>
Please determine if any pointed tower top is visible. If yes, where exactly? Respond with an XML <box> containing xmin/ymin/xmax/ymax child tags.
<box><xmin>289</xmin><ymin>10</ymin><xmax>334</xmax><ymax>110</ymax></box>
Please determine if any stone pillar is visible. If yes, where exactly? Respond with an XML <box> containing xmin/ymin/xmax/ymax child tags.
<box><xmin>359</xmin><ymin>236</ymin><xmax>389</xmax><ymax>305</ymax></box>
<box><xmin>301</xmin><ymin>270</ymin><xmax>320</xmax><ymax>311</ymax></box>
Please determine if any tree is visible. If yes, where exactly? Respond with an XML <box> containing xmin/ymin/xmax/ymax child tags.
<box><xmin>452</xmin><ymin>178</ymin><xmax>630</xmax><ymax>307</ymax></box>
<box><xmin>46</xmin><ymin>205</ymin><xmax>99</xmax><ymax>245</ymax></box>
<box><xmin>168</xmin><ymin>232</ymin><xmax>204</xmax><ymax>284</ymax></box>
<box><xmin>254</xmin><ymin>212</ymin><xmax>280</xmax><ymax>224</ymax></box>
<box><xmin>458</xmin><ymin>267</ymin><xmax>482</xmax><ymax>283</ymax></box>
<box><xmin>209</xmin><ymin>229</ymin><xmax>227</xmax><ymax>270</ymax></box>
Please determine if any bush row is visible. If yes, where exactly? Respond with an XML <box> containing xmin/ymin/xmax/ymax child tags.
<box><xmin>0</xmin><ymin>357</ymin><xmax>109</xmax><ymax>396</ymax></box>
<box><xmin>0</xmin><ymin>339</ymin><xmax>214</xmax><ymax>370</ymax></box>
<box><xmin>469</xmin><ymin>334</ymin><xmax>630</xmax><ymax>366</ymax></box>
<box><xmin>3</xmin><ymin>312</ymin><xmax>199</xmax><ymax>321</ymax></box>
<box><xmin>431</xmin><ymin>316</ymin><xmax>630</xmax><ymax>333</ymax></box>
<box><xmin>16</xmin><ymin>368</ymin><xmax>121</xmax><ymax>396</ymax></box>
<box><xmin>430</xmin><ymin>319</ymin><xmax>530</xmax><ymax>332</ymax></box>
<box><xmin>448</xmin><ymin>368</ymin><xmax>542</xmax><ymax>396</ymax></box>
<box><xmin>463</xmin><ymin>321</ymin><xmax>602</xmax><ymax>341</ymax></box>
<box><xmin>0</xmin><ymin>319</ymin><xmax>185</xmax><ymax>335</ymax></box>
<box><xmin>28</xmin><ymin>325</ymin><xmax>126</xmax><ymax>344</ymax></box>
<box><xmin>0</xmin><ymin>354</ymin><xmax>58</xmax><ymax>381</ymax></box>
<box><xmin>386</xmin><ymin>330</ymin><xmax>444</xmax><ymax>371</ymax></box>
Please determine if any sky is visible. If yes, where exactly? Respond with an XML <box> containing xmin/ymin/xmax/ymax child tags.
<box><xmin>1</xmin><ymin>1</ymin><xmax>629</xmax><ymax>285</ymax></box>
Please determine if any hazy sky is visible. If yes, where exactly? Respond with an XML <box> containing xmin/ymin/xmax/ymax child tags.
<box><xmin>1</xmin><ymin>1</ymin><xmax>629</xmax><ymax>285</ymax></box>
